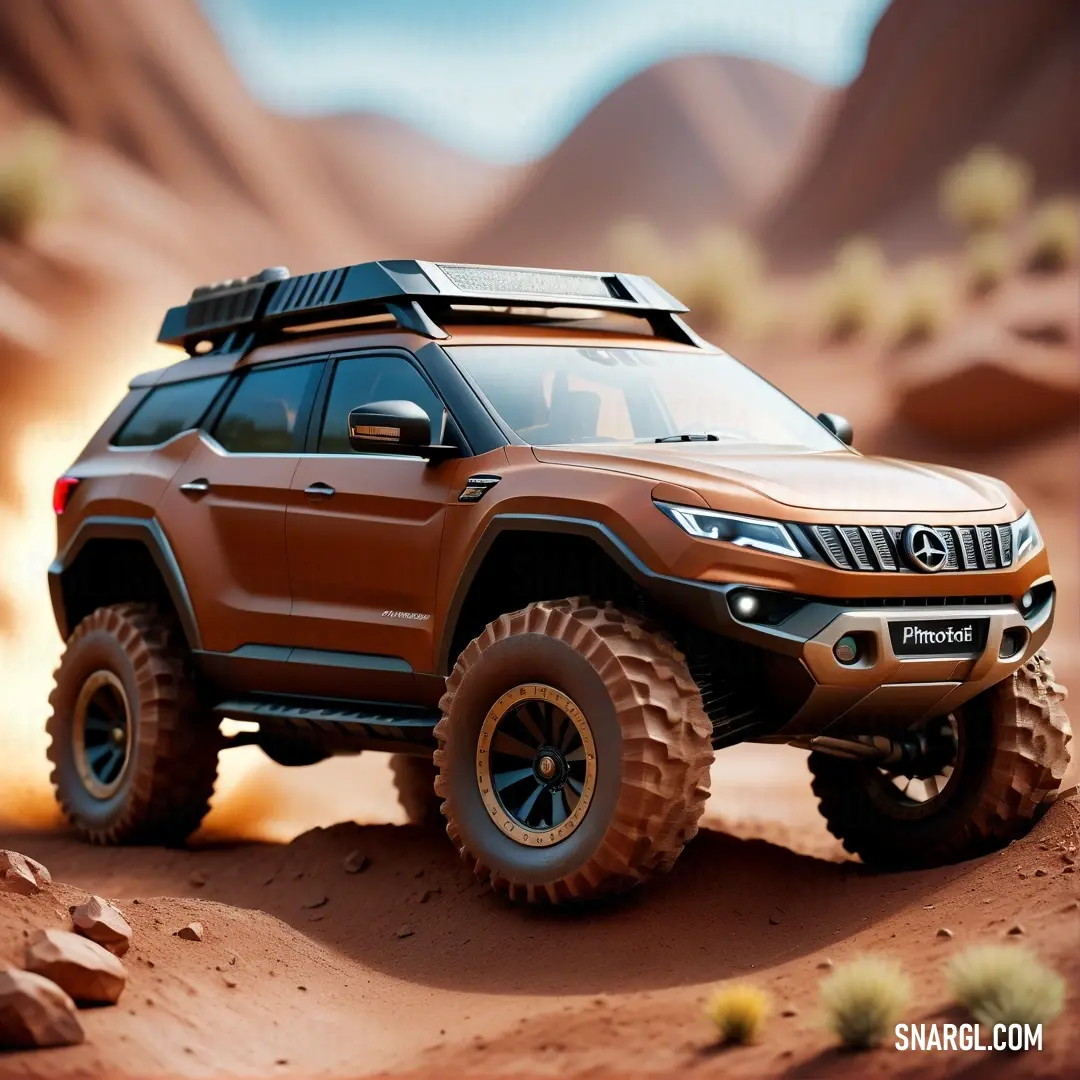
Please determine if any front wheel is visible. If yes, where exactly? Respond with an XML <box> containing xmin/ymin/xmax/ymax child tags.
<box><xmin>810</xmin><ymin>650</ymin><xmax>1071</xmax><ymax>868</ymax></box>
<box><xmin>434</xmin><ymin>598</ymin><xmax>713</xmax><ymax>903</ymax></box>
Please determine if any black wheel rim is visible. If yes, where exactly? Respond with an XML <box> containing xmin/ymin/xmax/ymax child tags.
<box><xmin>477</xmin><ymin>684</ymin><xmax>597</xmax><ymax>847</ymax></box>
<box><xmin>873</xmin><ymin>715</ymin><xmax>960</xmax><ymax>811</ymax></box>
<box><xmin>73</xmin><ymin>670</ymin><xmax>132</xmax><ymax>799</ymax></box>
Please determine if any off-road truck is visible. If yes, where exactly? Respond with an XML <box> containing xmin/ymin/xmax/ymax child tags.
<box><xmin>47</xmin><ymin>260</ymin><xmax>1071</xmax><ymax>903</ymax></box>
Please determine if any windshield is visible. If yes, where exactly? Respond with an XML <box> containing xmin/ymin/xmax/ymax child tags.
<box><xmin>448</xmin><ymin>345</ymin><xmax>843</xmax><ymax>450</ymax></box>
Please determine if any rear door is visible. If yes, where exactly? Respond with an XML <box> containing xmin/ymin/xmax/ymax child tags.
<box><xmin>156</xmin><ymin>357</ymin><xmax>324</xmax><ymax>653</ymax></box>
<box><xmin>285</xmin><ymin>350</ymin><xmax>457</xmax><ymax>673</ymax></box>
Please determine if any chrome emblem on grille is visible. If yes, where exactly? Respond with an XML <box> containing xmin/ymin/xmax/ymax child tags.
<box><xmin>902</xmin><ymin>525</ymin><xmax>949</xmax><ymax>573</ymax></box>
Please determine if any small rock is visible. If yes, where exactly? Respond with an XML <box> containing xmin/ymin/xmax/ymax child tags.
<box><xmin>0</xmin><ymin>851</ymin><xmax>51</xmax><ymax>897</ymax></box>
<box><xmin>176</xmin><ymin>923</ymin><xmax>204</xmax><ymax>942</ymax></box>
<box><xmin>816</xmin><ymin>959</ymin><xmax>834</xmax><ymax>970</ymax></box>
<box><xmin>922</xmin><ymin>904</ymin><xmax>935</xmax><ymax>911</ymax></box>
<box><xmin>1064</xmin><ymin>865</ymin><xmax>1076</xmax><ymax>874</ymax></box>
<box><xmin>768</xmin><ymin>915</ymin><xmax>782</xmax><ymax>925</ymax></box>
<box><xmin>937</xmin><ymin>928</ymin><xmax>954</xmax><ymax>939</ymax></box>
<box><xmin>342</xmin><ymin>851</ymin><xmax>369</xmax><ymax>875</ymax></box>
<box><xmin>0</xmin><ymin>967</ymin><xmax>84</xmax><ymax>1049</ymax></box>
<box><xmin>188</xmin><ymin>870</ymin><xmax>208</xmax><ymax>888</ymax></box>
<box><xmin>781</xmin><ymin>1007</ymin><xmax>798</xmax><ymax>1018</ymax></box>
<box><xmin>301</xmin><ymin>894</ymin><xmax>329</xmax><ymax>910</ymax></box>
<box><xmin>1017</xmin><ymin>870</ymin><xmax>1028</xmax><ymax>880</ymax></box>
<box><xmin>420</xmin><ymin>888</ymin><xmax>441</xmax><ymax>904</ymax></box>
<box><xmin>1062</xmin><ymin>852</ymin><xmax>1076</xmax><ymax>865</ymax></box>
<box><xmin>224</xmin><ymin>978</ymin><xmax>237</xmax><ymax>989</ymax></box>
<box><xmin>395</xmin><ymin>925</ymin><xmax>415</xmax><ymax>940</ymax></box>
<box><xmin>1007</xmin><ymin>924</ymin><xmax>1025</xmax><ymax>936</ymax></box>
<box><xmin>1034</xmin><ymin>868</ymin><xmax>1049</xmax><ymax>878</ymax></box>
<box><xmin>71</xmin><ymin>895</ymin><xmax>133</xmax><ymax>957</ymax></box>
<box><xmin>25</xmin><ymin>929</ymin><xmax>127</xmax><ymax>1005</ymax></box>
<box><xmin>415</xmin><ymin>869</ymin><xmax>425</xmax><ymax>879</ymax></box>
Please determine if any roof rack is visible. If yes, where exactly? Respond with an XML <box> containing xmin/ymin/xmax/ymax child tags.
<box><xmin>157</xmin><ymin>259</ymin><xmax>701</xmax><ymax>353</ymax></box>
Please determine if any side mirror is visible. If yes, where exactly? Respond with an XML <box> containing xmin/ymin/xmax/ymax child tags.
<box><xmin>347</xmin><ymin>400</ymin><xmax>457</xmax><ymax>461</ymax></box>
<box><xmin>817</xmin><ymin>412</ymin><xmax>854</xmax><ymax>446</ymax></box>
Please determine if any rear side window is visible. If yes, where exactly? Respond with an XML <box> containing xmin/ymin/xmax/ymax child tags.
<box><xmin>214</xmin><ymin>361</ymin><xmax>322</xmax><ymax>453</ymax></box>
<box><xmin>112</xmin><ymin>375</ymin><xmax>227</xmax><ymax>447</ymax></box>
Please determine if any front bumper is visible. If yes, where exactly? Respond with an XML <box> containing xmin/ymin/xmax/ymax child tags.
<box><xmin>652</xmin><ymin>572</ymin><xmax>1056</xmax><ymax>739</ymax></box>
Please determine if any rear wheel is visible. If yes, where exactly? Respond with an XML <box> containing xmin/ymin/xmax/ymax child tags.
<box><xmin>434</xmin><ymin>598</ymin><xmax>713</xmax><ymax>903</ymax></box>
<box><xmin>810</xmin><ymin>650</ymin><xmax>1071</xmax><ymax>867</ymax></box>
<box><xmin>47</xmin><ymin>603</ymin><xmax>220</xmax><ymax>845</ymax></box>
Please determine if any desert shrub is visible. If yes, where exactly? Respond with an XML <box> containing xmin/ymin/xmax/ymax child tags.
<box><xmin>1025</xmin><ymin>197</ymin><xmax>1079</xmax><ymax>273</ymax></box>
<box><xmin>892</xmin><ymin>259</ymin><xmax>954</xmax><ymax>346</ymax></box>
<box><xmin>704</xmin><ymin>982</ymin><xmax>769</xmax><ymax>1045</ymax></box>
<box><xmin>0</xmin><ymin>120</ymin><xmax>63</xmax><ymax>241</ymax></box>
<box><xmin>939</xmin><ymin>146</ymin><xmax>1032</xmax><ymax>235</ymax></box>
<box><xmin>680</xmin><ymin>226</ymin><xmax>765</xmax><ymax>333</ymax></box>
<box><xmin>817</xmin><ymin>236</ymin><xmax>887</xmax><ymax>341</ymax></box>
<box><xmin>947</xmin><ymin>945</ymin><xmax>1065</xmax><ymax>1031</ymax></box>
<box><xmin>820</xmin><ymin>956</ymin><xmax>910</xmax><ymax>1050</ymax></box>
<box><xmin>965</xmin><ymin>231</ymin><xmax>1011</xmax><ymax>297</ymax></box>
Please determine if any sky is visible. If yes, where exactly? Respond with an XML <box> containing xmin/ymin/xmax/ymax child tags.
<box><xmin>200</xmin><ymin>0</ymin><xmax>890</xmax><ymax>164</ymax></box>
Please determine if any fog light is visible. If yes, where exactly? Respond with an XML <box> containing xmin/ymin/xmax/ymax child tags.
<box><xmin>1020</xmin><ymin>590</ymin><xmax>1034</xmax><ymax>613</ymax></box>
<box><xmin>834</xmin><ymin>635</ymin><xmax>859</xmax><ymax>664</ymax></box>
<box><xmin>999</xmin><ymin>627</ymin><xmax>1028</xmax><ymax>659</ymax></box>
<box><xmin>731</xmin><ymin>592</ymin><xmax>760</xmax><ymax>619</ymax></box>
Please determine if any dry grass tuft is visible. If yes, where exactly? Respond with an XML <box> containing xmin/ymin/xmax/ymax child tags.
<box><xmin>704</xmin><ymin>983</ymin><xmax>770</xmax><ymax>1045</ymax></box>
<box><xmin>940</xmin><ymin>146</ymin><xmax>1032</xmax><ymax>234</ymax></box>
<box><xmin>1025</xmin><ymin>198</ymin><xmax>1079</xmax><ymax>273</ymax></box>
<box><xmin>965</xmin><ymin>231</ymin><xmax>1011</xmax><ymax>297</ymax></box>
<box><xmin>820</xmin><ymin>956</ymin><xmax>910</xmax><ymax>1050</ymax></box>
<box><xmin>0</xmin><ymin>120</ymin><xmax>64</xmax><ymax>242</ymax></box>
<box><xmin>948</xmin><ymin>946</ymin><xmax>1065</xmax><ymax>1030</ymax></box>
<box><xmin>892</xmin><ymin>259</ymin><xmax>954</xmax><ymax>347</ymax></box>
<box><xmin>817</xmin><ymin>236</ymin><xmax>887</xmax><ymax>342</ymax></box>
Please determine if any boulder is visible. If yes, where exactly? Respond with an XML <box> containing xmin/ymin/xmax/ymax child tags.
<box><xmin>0</xmin><ymin>851</ymin><xmax>52</xmax><ymax>896</ymax></box>
<box><xmin>71</xmin><ymin>895</ymin><xmax>133</xmax><ymax>957</ymax></box>
<box><xmin>0</xmin><ymin>967</ymin><xmax>84</xmax><ymax>1049</ymax></box>
<box><xmin>25</xmin><ymin>928</ymin><xmax>127</xmax><ymax>1005</ymax></box>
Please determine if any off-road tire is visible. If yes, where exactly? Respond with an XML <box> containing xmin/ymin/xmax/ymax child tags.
<box><xmin>390</xmin><ymin>754</ymin><xmax>442</xmax><ymax>826</ymax></box>
<box><xmin>47</xmin><ymin>603</ymin><xmax>220</xmax><ymax>845</ymax></box>
<box><xmin>434</xmin><ymin>597</ymin><xmax>713</xmax><ymax>903</ymax></box>
<box><xmin>810</xmin><ymin>650</ymin><xmax>1071</xmax><ymax>868</ymax></box>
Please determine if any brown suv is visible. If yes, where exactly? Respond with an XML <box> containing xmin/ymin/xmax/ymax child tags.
<box><xmin>47</xmin><ymin>260</ymin><xmax>1071</xmax><ymax>903</ymax></box>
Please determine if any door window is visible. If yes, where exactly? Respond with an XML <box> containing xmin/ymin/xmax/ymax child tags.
<box><xmin>318</xmin><ymin>353</ymin><xmax>445</xmax><ymax>454</ymax></box>
<box><xmin>112</xmin><ymin>375</ymin><xmax>227</xmax><ymax>447</ymax></box>
<box><xmin>214</xmin><ymin>361</ymin><xmax>322</xmax><ymax>453</ymax></box>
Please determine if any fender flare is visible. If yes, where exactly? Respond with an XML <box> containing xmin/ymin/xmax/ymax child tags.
<box><xmin>48</xmin><ymin>515</ymin><xmax>201</xmax><ymax>649</ymax></box>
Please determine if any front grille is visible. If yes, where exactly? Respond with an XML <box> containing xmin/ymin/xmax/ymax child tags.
<box><xmin>795</xmin><ymin>523</ymin><xmax>1013</xmax><ymax>572</ymax></box>
<box><xmin>833</xmin><ymin>594</ymin><xmax>1011</xmax><ymax>608</ymax></box>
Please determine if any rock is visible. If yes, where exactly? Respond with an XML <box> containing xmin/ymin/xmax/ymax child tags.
<box><xmin>188</xmin><ymin>870</ymin><xmax>208</xmax><ymax>888</ymax></box>
<box><xmin>25</xmin><ymin>929</ymin><xmax>126</xmax><ymax>1005</ymax></box>
<box><xmin>0</xmin><ymin>967</ymin><xmax>84</xmax><ymax>1049</ymax></box>
<box><xmin>816</xmin><ymin>959</ymin><xmax>834</xmax><ymax>970</ymax></box>
<box><xmin>0</xmin><ymin>851</ymin><xmax>51</xmax><ymax>896</ymax></box>
<box><xmin>342</xmin><ymin>851</ymin><xmax>369</xmax><ymax>874</ymax></box>
<box><xmin>781</xmin><ymin>1007</ymin><xmax>798</xmax><ymax>1018</ymax></box>
<box><xmin>419</xmin><ymin>888</ymin><xmax>441</xmax><ymax>904</ymax></box>
<box><xmin>395</xmin><ymin>924</ymin><xmax>415</xmax><ymax>939</ymax></box>
<box><xmin>71</xmin><ymin>895</ymin><xmax>133</xmax><ymax>957</ymax></box>
<box><xmin>768</xmin><ymin>915</ymin><xmax>782</xmax><ymax>925</ymax></box>
<box><xmin>937</xmin><ymin>928</ymin><xmax>954</xmax><ymax>939</ymax></box>
<box><xmin>1034</xmin><ymin>868</ymin><xmax>1048</xmax><ymax>877</ymax></box>
<box><xmin>176</xmin><ymin>922</ymin><xmax>203</xmax><ymax>942</ymax></box>
<box><xmin>300</xmin><ymin>893</ymin><xmax>329</xmax><ymax>910</ymax></box>
<box><xmin>1006</xmin><ymin>924</ymin><xmax>1025</xmax><ymax>936</ymax></box>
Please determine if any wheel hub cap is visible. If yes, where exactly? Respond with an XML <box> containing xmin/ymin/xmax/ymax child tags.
<box><xmin>476</xmin><ymin>684</ymin><xmax>597</xmax><ymax>847</ymax></box>
<box><xmin>73</xmin><ymin>670</ymin><xmax>132</xmax><ymax>800</ymax></box>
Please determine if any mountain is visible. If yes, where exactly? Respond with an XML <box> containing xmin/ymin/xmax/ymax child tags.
<box><xmin>758</xmin><ymin>0</ymin><xmax>1080</xmax><ymax>261</ymax></box>
<box><xmin>458</xmin><ymin>54</ymin><xmax>832</xmax><ymax>268</ymax></box>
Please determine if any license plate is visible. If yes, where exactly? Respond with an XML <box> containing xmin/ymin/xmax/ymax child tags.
<box><xmin>888</xmin><ymin>617</ymin><xmax>989</xmax><ymax>657</ymax></box>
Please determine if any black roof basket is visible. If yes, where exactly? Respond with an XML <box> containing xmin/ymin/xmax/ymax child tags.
<box><xmin>157</xmin><ymin>259</ymin><xmax>702</xmax><ymax>353</ymax></box>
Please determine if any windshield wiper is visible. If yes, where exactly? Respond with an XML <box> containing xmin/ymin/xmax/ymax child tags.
<box><xmin>653</xmin><ymin>433</ymin><xmax>720</xmax><ymax>443</ymax></box>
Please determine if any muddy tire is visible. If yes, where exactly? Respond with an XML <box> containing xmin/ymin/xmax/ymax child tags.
<box><xmin>434</xmin><ymin>598</ymin><xmax>713</xmax><ymax>903</ymax></box>
<box><xmin>390</xmin><ymin>754</ymin><xmax>442</xmax><ymax>826</ymax></box>
<box><xmin>810</xmin><ymin>650</ymin><xmax>1071</xmax><ymax>868</ymax></box>
<box><xmin>46</xmin><ymin>603</ymin><xmax>220</xmax><ymax>845</ymax></box>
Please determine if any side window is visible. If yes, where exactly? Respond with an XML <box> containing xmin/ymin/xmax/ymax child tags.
<box><xmin>112</xmin><ymin>375</ymin><xmax>227</xmax><ymax>447</ymax></box>
<box><xmin>318</xmin><ymin>354</ymin><xmax>445</xmax><ymax>454</ymax></box>
<box><xmin>214</xmin><ymin>361</ymin><xmax>321</xmax><ymax>454</ymax></box>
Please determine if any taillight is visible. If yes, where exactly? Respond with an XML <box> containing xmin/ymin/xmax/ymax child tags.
<box><xmin>53</xmin><ymin>476</ymin><xmax>81</xmax><ymax>515</ymax></box>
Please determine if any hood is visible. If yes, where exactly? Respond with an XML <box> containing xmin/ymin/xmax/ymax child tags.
<box><xmin>530</xmin><ymin>445</ymin><xmax>1009</xmax><ymax>514</ymax></box>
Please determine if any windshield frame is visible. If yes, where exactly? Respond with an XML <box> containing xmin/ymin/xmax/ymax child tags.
<box><xmin>444</xmin><ymin>342</ymin><xmax>848</xmax><ymax>453</ymax></box>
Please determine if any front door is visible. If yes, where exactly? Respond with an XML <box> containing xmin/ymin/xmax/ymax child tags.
<box><xmin>286</xmin><ymin>351</ymin><xmax>456</xmax><ymax>673</ymax></box>
<box><xmin>156</xmin><ymin>357</ymin><xmax>324</xmax><ymax>653</ymax></box>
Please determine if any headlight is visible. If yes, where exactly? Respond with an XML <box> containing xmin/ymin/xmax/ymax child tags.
<box><xmin>657</xmin><ymin>502</ymin><xmax>802</xmax><ymax>558</ymax></box>
<box><xmin>1011</xmin><ymin>511</ymin><xmax>1042</xmax><ymax>563</ymax></box>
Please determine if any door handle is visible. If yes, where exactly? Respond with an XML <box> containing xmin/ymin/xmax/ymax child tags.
<box><xmin>179</xmin><ymin>478</ymin><xmax>210</xmax><ymax>495</ymax></box>
<box><xmin>304</xmin><ymin>482</ymin><xmax>336</xmax><ymax>498</ymax></box>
